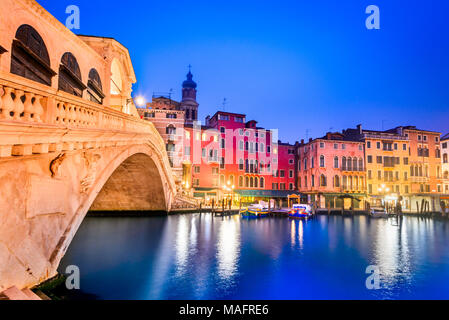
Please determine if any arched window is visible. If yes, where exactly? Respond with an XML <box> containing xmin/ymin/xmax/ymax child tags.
<box><xmin>334</xmin><ymin>156</ymin><xmax>339</xmax><ymax>168</ymax></box>
<box><xmin>11</xmin><ymin>24</ymin><xmax>55</xmax><ymax>86</ymax></box>
<box><xmin>443</xmin><ymin>153</ymin><xmax>448</xmax><ymax>163</ymax></box>
<box><xmin>354</xmin><ymin>176</ymin><xmax>358</xmax><ymax>189</ymax></box>
<box><xmin>444</xmin><ymin>171</ymin><xmax>448</xmax><ymax>179</ymax></box>
<box><xmin>358</xmin><ymin>158</ymin><xmax>363</xmax><ymax>171</ymax></box>
<box><xmin>220</xmin><ymin>175</ymin><xmax>225</xmax><ymax>186</ymax></box>
<box><xmin>410</xmin><ymin>165</ymin><xmax>414</xmax><ymax>177</ymax></box>
<box><xmin>353</xmin><ymin>158</ymin><xmax>358</xmax><ymax>171</ymax></box>
<box><xmin>320</xmin><ymin>155</ymin><xmax>325</xmax><ymax>167</ymax></box>
<box><xmin>229</xmin><ymin>175</ymin><xmax>235</xmax><ymax>186</ymax></box>
<box><xmin>166</xmin><ymin>125</ymin><xmax>176</xmax><ymax>135</ymax></box>
<box><xmin>260</xmin><ymin>177</ymin><xmax>265</xmax><ymax>188</ymax></box>
<box><xmin>239</xmin><ymin>176</ymin><xmax>244</xmax><ymax>187</ymax></box>
<box><xmin>342</xmin><ymin>157</ymin><xmax>347</xmax><ymax>170</ymax></box>
<box><xmin>58</xmin><ymin>52</ymin><xmax>85</xmax><ymax>97</ymax></box>
<box><xmin>334</xmin><ymin>175</ymin><xmax>340</xmax><ymax>188</ymax></box>
<box><xmin>320</xmin><ymin>174</ymin><xmax>327</xmax><ymax>187</ymax></box>
<box><xmin>343</xmin><ymin>176</ymin><xmax>347</xmax><ymax>189</ymax></box>
<box><xmin>250</xmin><ymin>177</ymin><xmax>254</xmax><ymax>188</ymax></box>
<box><xmin>245</xmin><ymin>176</ymin><xmax>249</xmax><ymax>188</ymax></box>
<box><xmin>87</xmin><ymin>68</ymin><xmax>104</xmax><ymax>104</ymax></box>
<box><xmin>347</xmin><ymin>157</ymin><xmax>352</xmax><ymax>171</ymax></box>
<box><xmin>255</xmin><ymin>177</ymin><xmax>259</xmax><ymax>188</ymax></box>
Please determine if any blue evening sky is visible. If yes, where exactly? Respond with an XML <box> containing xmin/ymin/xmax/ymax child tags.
<box><xmin>38</xmin><ymin>0</ymin><xmax>449</xmax><ymax>143</ymax></box>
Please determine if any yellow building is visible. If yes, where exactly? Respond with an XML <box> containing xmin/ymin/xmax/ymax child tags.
<box><xmin>343</xmin><ymin>125</ymin><xmax>410</xmax><ymax>210</ymax></box>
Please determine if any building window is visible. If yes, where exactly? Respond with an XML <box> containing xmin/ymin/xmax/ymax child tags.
<box><xmin>11</xmin><ymin>24</ymin><xmax>54</xmax><ymax>86</ymax></box>
<box><xmin>311</xmin><ymin>175</ymin><xmax>315</xmax><ymax>187</ymax></box>
<box><xmin>239</xmin><ymin>176</ymin><xmax>244</xmax><ymax>187</ymax></box>
<box><xmin>320</xmin><ymin>142</ymin><xmax>325</xmax><ymax>148</ymax></box>
<box><xmin>367</xmin><ymin>141</ymin><xmax>371</xmax><ymax>148</ymax></box>
<box><xmin>166</xmin><ymin>125</ymin><xmax>176</xmax><ymax>135</ymax></box>
<box><xmin>220</xmin><ymin>127</ymin><xmax>225</xmax><ymax>133</ymax></box>
<box><xmin>320</xmin><ymin>174</ymin><xmax>327</xmax><ymax>187</ymax></box>
<box><xmin>403</xmin><ymin>144</ymin><xmax>407</xmax><ymax>151</ymax></box>
<box><xmin>377</xmin><ymin>142</ymin><xmax>381</xmax><ymax>149</ymax></box>
<box><xmin>235</xmin><ymin>116</ymin><xmax>244</xmax><ymax>123</ymax></box>
<box><xmin>87</xmin><ymin>68</ymin><xmax>104</xmax><ymax>104</ymax></box>
<box><xmin>166</xmin><ymin>113</ymin><xmax>177</xmax><ymax>119</ymax></box>
<box><xmin>320</xmin><ymin>155</ymin><xmax>325</xmax><ymax>168</ymax></box>
<box><xmin>334</xmin><ymin>156</ymin><xmax>339</xmax><ymax>168</ymax></box>
<box><xmin>334</xmin><ymin>175</ymin><xmax>340</xmax><ymax>187</ymax></box>
<box><xmin>289</xmin><ymin>170</ymin><xmax>294</xmax><ymax>178</ymax></box>
<box><xmin>221</xmin><ymin>138</ymin><xmax>225</xmax><ymax>149</ymax></box>
<box><xmin>260</xmin><ymin>177</ymin><xmax>265</xmax><ymax>188</ymax></box>
<box><xmin>218</xmin><ymin>114</ymin><xmax>229</xmax><ymax>121</ymax></box>
<box><xmin>58</xmin><ymin>52</ymin><xmax>85</xmax><ymax>97</ymax></box>
<box><xmin>334</xmin><ymin>143</ymin><xmax>338</xmax><ymax>149</ymax></box>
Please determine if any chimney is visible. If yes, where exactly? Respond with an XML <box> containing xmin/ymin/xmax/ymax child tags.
<box><xmin>301</xmin><ymin>139</ymin><xmax>304</xmax><ymax>145</ymax></box>
<box><xmin>357</xmin><ymin>124</ymin><xmax>362</xmax><ymax>134</ymax></box>
<box><xmin>309</xmin><ymin>138</ymin><xmax>312</xmax><ymax>143</ymax></box>
<box><xmin>326</xmin><ymin>132</ymin><xmax>331</xmax><ymax>140</ymax></box>
<box><xmin>205</xmin><ymin>115</ymin><xmax>210</xmax><ymax>126</ymax></box>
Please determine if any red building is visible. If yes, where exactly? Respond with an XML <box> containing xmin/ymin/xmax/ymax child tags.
<box><xmin>182</xmin><ymin>111</ymin><xmax>298</xmax><ymax>205</ymax></box>
<box><xmin>140</xmin><ymin>69</ymin><xmax>299</xmax><ymax>205</ymax></box>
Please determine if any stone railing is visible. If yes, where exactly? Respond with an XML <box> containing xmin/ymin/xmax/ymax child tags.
<box><xmin>0</xmin><ymin>72</ymin><xmax>166</xmax><ymax>157</ymax></box>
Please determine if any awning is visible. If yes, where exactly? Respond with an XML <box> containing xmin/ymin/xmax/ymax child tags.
<box><xmin>234</xmin><ymin>189</ymin><xmax>301</xmax><ymax>198</ymax></box>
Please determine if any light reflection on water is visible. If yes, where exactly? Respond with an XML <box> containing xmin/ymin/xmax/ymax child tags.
<box><xmin>59</xmin><ymin>214</ymin><xmax>449</xmax><ymax>300</ymax></box>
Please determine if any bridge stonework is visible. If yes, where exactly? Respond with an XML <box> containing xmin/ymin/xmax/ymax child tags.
<box><xmin>0</xmin><ymin>0</ymin><xmax>192</xmax><ymax>292</ymax></box>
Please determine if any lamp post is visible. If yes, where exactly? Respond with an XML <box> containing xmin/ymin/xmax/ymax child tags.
<box><xmin>377</xmin><ymin>184</ymin><xmax>390</xmax><ymax>211</ymax></box>
<box><xmin>126</xmin><ymin>96</ymin><xmax>145</xmax><ymax>114</ymax></box>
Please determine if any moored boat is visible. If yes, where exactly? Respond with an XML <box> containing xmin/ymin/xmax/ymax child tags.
<box><xmin>288</xmin><ymin>204</ymin><xmax>313</xmax><ymax>219</ymax></box>
<box><xmin>240</xmin><ymin>201</ymin><xmax>269</xmax><ymax>218</ymax></box>
<box><xmin>369</xmin><ymin>207</ymin><xmax>389</xmax><ymax>218</ymax></box>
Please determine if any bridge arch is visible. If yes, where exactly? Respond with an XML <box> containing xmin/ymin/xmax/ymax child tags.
<box><xmin>49</xmin><ymin>143</ymin><xmax>175</xmax><ymax>271</ymax></box>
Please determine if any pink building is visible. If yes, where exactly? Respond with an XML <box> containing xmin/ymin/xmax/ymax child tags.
<box><xmin>297</xmin><ymin>132</ymin><xmax>366</xmax><ymax>209</ymax></box>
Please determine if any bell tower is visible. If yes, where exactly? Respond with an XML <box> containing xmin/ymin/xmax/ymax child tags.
<box><xmin>181</xmin><ymin>65</ymin><xmax>199</xmax><ymax>125</ymax></box>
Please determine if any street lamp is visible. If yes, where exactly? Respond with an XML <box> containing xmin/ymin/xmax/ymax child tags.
<box><xmin>134</xmin><ymin>96</ymin><xmax>145</xmax><ymax>107</ymax></box>
<box><xmin>125</xmin><ymin>96</ymin><xmax>146</xmax><ymax>114</ymax></box>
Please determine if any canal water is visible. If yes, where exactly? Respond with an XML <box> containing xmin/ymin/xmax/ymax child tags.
<box><xmin>58</xmin><ymin>214</ymin><xmax>449</xmax><ymax>300</ymax></box>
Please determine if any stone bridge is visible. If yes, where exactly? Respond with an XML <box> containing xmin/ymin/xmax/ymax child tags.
<box><xmin>0</xmin><ymin>0</ymin><xmax>194</xmax><ymax>293</ymax></box>
<box><xmin>0</xmin><ymin>73</ymin><xmax>180</xmax><ymax>291</ymax></box>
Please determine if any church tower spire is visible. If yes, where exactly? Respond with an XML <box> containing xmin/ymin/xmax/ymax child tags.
<box><xmin>181</xmin><ymin>65</ymin><xmax>199</xmax><ymax>125</ymax></box>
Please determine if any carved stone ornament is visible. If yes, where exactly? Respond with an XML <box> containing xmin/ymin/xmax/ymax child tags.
<box><xmin>50</xmin><ymin>153</ymin><xmax>66</xmax><ymax>178</ymax></box>
<box><xmin>80</xmin><ymin>152</ymin><xmax>102</xmax><ymax>194</ymax></box>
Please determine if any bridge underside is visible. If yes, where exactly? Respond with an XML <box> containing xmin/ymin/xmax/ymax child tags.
<box><xmin>90</xmin><ymin>153</ymin><xmax>167</xmax><ymax>212</ymax></box>
<box><xmin>0</xmin><ymin>143</ymin><xmax>175</xmax><ymax>292</ymax></box>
